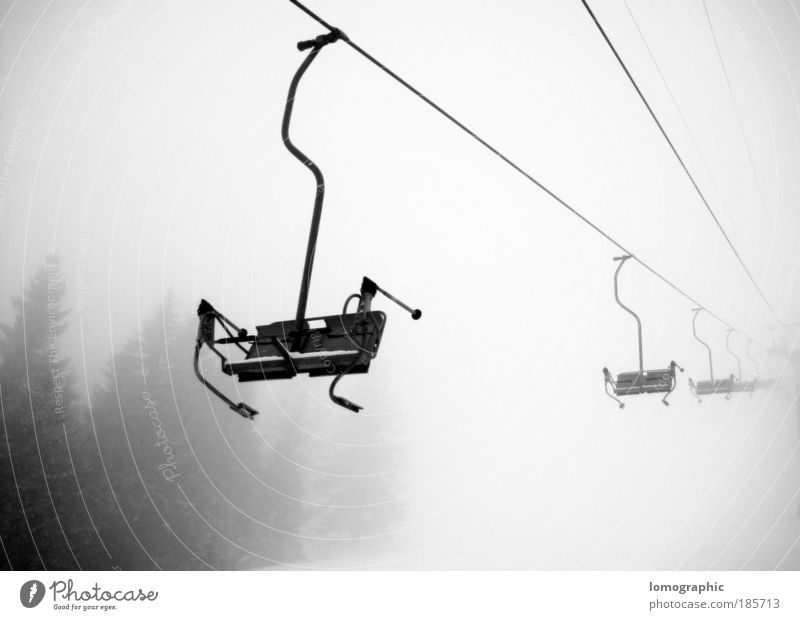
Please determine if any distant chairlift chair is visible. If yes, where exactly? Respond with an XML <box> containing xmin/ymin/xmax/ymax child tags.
<box><xmin>687</xmin><ymin>308</ymin><xmax>736</xmax><ymax>402</ymax></box>
<box><xmin>747</xmin><ymin>337</ymin><xmax>774</xmax><ymax>392</ymax></box>
<box><xmin>724</xmin><ymin>329</ymin><xmax>758</xmax><ymax>395</ymax></box>
<box><xmin>602</xmin><ymin>255</ymin><xmax>683</xmax><ymax>408</ymax></box>
<box><xmin>193</xmin><ymin>29</ymin><xmax>421</xmax><ymax>419</ymax></box>
<box><xmin>765</xmin><ymin>324</ymin><xmax>799</xmax><ymax>388</ymax></box>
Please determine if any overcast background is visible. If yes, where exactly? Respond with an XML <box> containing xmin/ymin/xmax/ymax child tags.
<box><xmin>1</xmin><ymin>0</ymin><xmax>800</xmax><ymax>569</ymax></box>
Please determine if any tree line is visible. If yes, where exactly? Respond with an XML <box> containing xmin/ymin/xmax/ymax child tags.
<box><xmin>1</xmin><ymin>255</ymin><xmax>406</xmax><ymax>570</ymax></box>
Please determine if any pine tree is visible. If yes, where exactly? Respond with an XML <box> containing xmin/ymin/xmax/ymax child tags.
<box><xmin>84</xmin><ymin>295</ymin><xmax>307</xmax><ymax>569</ymax></box>
<box><xmin>0</xmin><ymin>255</ymin><xmax>95</xmax><ymax>569</ymax></box>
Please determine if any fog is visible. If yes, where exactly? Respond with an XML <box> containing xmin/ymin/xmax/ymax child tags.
<box><xmin>1</xmin><ymin>0</ymin><xmax>800</xmax><ymax>569</ymax></box>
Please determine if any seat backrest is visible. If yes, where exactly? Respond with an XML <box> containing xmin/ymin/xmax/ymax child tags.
<box><xmin>250</xmin><ymin>311</ymin><xmax>385</xmax><ymax>361</ymax></box>
<box><xmin>616</xmin><ymin>371</ymin><xmax>642</xmax><ymax>388</ymax></box>
<box><xmin>617</xmin><ymin>368</ymin><xmax>672</xmax><ymax>388</ymax></box>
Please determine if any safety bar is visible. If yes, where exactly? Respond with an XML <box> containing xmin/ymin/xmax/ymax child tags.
<box><xmin>602</xmin><ymin>367</ymin><xmax>625</xmax><ymax>409</ymax></box>
<box><xmin>661</xmin><ymin>360</ymin><xmax>684</xmax><ymax>406</ymax></box>
<box><xmin>364</xmin><ymin>276</ymin><xmax>422</xmax><ymax>320</ymax></box>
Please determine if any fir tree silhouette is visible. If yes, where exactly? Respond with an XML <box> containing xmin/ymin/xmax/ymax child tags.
<box><xmin>0</xmin><ymin>255</ymin><xmax>94</xmax><ymax>569</ymax></box>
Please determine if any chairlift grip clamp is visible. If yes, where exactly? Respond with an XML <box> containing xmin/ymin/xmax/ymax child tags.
<box><xmin>297</xmin><ymin>27</ymin><xmax>348</xmax><ymax>51</ymax></box>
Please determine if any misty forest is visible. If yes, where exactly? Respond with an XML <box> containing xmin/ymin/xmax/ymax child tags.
<box><xmin>1</xmin><ymin>256</ymin><xmax>406</xmax><ymax>570</ymax></box>
<box><xmin>2</xmin><ymin>253</ymin><xmax>799</xmax><ymax>570</ymax></box>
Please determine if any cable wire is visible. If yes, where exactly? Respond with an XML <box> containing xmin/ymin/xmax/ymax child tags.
<box><xmin>286</xmin><ymin>0</ymin><xmax>762</xmax><ymax>341</ymax></box>
<box><xmin>624</xmin><ymin>1</ymin><xmax>723</xmax><ymax>209</ymax></box>
<box><xmin>700</xmin><ymin>0</ymin><xmax>773</xmax><ymax>230</ymax></box>
<box><xmin>580</xmin><ymin>0</ymin><xmax>779</xmax><ymax>324</ymax></box>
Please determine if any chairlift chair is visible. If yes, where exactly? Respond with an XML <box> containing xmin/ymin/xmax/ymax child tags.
<box><xmin>193</xmin><ymin>29</ymin><xmax>421</xmax><ymax>419</ymax></box>
<box><xmin>745</xmin><ymin>337</ymin><xmax>773</xmax><ymax>392</ymax></box>
<box><xmin>723</xmin><ymin>329</ymin><xmax>758</xmax><ymax>395</ymax></box>
<box><xmin>602</xmin><ymin>255</ymin><xmax>683</xmax><ymax>408</ymax></box>
<box><xmin>759</xmin><ymin>324</ymin><xmax>800</xmax><ymax>391</ymax></box>
<box><xmin>687</xmin><ymin>308</ymin><xmax>736</xmax><ymax>402</ymax></box>
<box><xmin>767</xmin><ymin>324</ymin><xmax>800</xmax><ymax>366</ymax></box>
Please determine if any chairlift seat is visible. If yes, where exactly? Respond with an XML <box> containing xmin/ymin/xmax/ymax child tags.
<box><xmin>694</xmin><ymin>377</ymin><xmax>760</xmax><ymax>396</ymax></box>
<box><xmin>603</xmin><ymin>361</ymin><xmax>681</xmax><ymax>408</ymax></box>
<box><xmin>693</xmin><ymin>378</ymin><xmax>734</xmax><ymax>396</ymax></box>
<box><xmin>688</xmin><ymin>374</ymin><xmax>741</xmax><ymax>402</ymax></box>
<box><xmin>728</xmin><ymin>379</ymin><xmax>757</xmax><ymax>394</ymax></box>
<box><xmin>225</xmin><ymin>312</ymin><xmax>386</xmax><ymax>381</ymax></box>
<box><xmin>613</xmin><ymin>368</ymin><xmax>676</xmax><ymax>396</ymax></box>
<box><xmin>194</xmin><ymin>279</ymin><xmax>418</xmax><ymax>417</ymax></box>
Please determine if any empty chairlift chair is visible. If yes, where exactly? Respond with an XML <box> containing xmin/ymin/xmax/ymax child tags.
<box><xmin>193</xmin><ymin>29</ymin><xmax>421</xmax><ymax>419</ymax></box>
<box><xmin>724</xmin><ymin>329</ymin><xmax>757</xmax><ymax>395</ymax></box>
<box><xmin>687</xmin><ymin>308</ymin><xmax>736</xmax><ymax>402</ymax></box>
<box><xmin>765</xmin><ymin>324</ymin><xmax>800</xmax><ymax>387</ymax></box>
<box><xmin>746</xmin><ymin>337</ymin><xmax>774</xmax><ymax>392</ymax></box>
<box><xmin>602</xmin><ymin>255</ymin><xmax>683</xmax><ymax>408</ymax></box>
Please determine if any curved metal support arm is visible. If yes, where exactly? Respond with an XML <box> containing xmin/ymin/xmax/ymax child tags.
<box><xmin>282</xmin><ymin>45</ymin><xmax>327</xmax><ymax>334</ymax></box>
<box><xmin>691</xmin><ymin>308</ymin><xmax>714</xmax><ymax>382</ymax></box>
<box><xmin>726</xmin><ymin>329</ymin><xmax>742</xmax><ymax>381</ymax></box>
<box><xmin>613</xmin><ymin>255</ymin><xmax>643</xmax><ymax>373</ymax></box>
